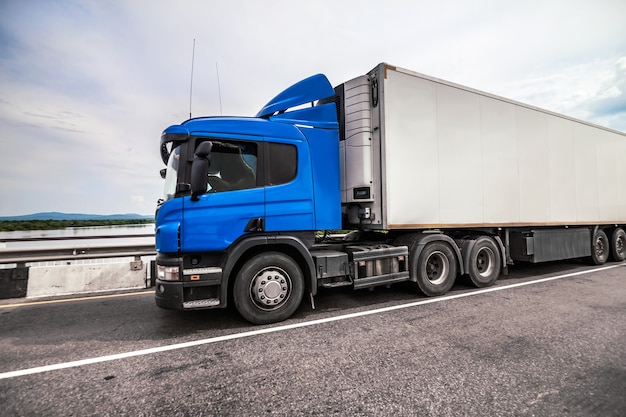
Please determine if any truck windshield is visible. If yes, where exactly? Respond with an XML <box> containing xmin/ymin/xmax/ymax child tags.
<box><xmin>162</xmin><ymin>146</ymin><xmax>181</xmax><ymax>201</ymax></box>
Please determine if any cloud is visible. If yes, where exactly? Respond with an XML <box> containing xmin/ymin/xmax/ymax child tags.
<box><xmin>586</xmin><ymin>57</ymin><xmax>626</xmax><ymax>128</ymax></box>
<box><xmin>487</xmin><ymin>56</ymin><xmax>626</xmax><ymax>133</ymax></box>
<box><xmin>570</xmin><ymin>58</ymin><xmax>625</xmax><ymax>130</ymax></box>
<box><xmin>1</xmin><ymin>0</ymin><xmax>625</xmax><ymax>216</ymax></box>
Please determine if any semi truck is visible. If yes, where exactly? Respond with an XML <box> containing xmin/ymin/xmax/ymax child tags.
<box><xmin>155</xmin><ymin>63</ymin><xmax>626</xmax><ymax>324</ymax></box>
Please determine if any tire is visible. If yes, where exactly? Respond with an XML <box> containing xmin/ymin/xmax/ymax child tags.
<box><xmin>413</xmin><ymin>241</ymin><xmax>457</xmax><ymax>296</ymax></box>
<box><xmin>609</xmin><ymin>228</ymin><xmax>626</xmax><ymax>262</ymax></box>
<box><xmin>467</xmin><ymin>236</ymin><xmax>501</xmax><ymax>288</ymax></box>
<box><xmin>233</xmin><ymin>252</ymin><xmax>304</xmax><ymax>324</ymax></box>
<box><xmin>588</xmin><ymin>229</ymin><xmax>609</xmax><ymax>265</ymax></box>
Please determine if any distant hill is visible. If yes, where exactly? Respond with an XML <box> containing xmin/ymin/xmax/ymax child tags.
<box><xmin>0</xmin><ymin>212</ymin><xmax>154</xmax><ymax>221</ymax></box>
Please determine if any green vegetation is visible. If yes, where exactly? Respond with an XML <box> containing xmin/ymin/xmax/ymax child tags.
<box><xmin>0</xmin><ymin>219</ymin><xmax>155</xmax><ymax>232</ymax></box>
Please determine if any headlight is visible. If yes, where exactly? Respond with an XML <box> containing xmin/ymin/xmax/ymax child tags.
<box><xmin>157</xmin><ymin>265</ymin><xmax>180</xmax><ymax>281</ymax></box>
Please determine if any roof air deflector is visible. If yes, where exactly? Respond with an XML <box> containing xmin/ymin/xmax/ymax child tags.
<box><xmin>256</xmin><ymin>74</ymin><xmax>335</xmax><ymax>118</ymax></box>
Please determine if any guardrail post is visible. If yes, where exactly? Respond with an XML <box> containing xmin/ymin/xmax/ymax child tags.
<box><xmin>130</xmin><ymin>256</ymin><xmax>143</xmax><ymax>271</ymax></box>
<box><xmin>149</xmin><ymin>260</ymin><xmax>156</xmax><ymax>288</ymax></box>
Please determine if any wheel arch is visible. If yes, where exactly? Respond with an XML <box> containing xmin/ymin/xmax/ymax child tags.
<box><xmin>222</xmin><ymin>235</ymin><xmax>317</xmax><ymax>305</ymax></box>
<box><xmin>396</xmin><ymin>232</ymin><xmax>465</xmax><ymax>278</ymax></box>
<box><xmin>457</xmin><ymin>233</ymin><xmax>507</xmax><ymax>276</ymax></box>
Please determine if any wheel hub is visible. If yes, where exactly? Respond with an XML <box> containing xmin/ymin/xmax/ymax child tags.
<box><xmin>595</xmin><ymin>236</ymin><xmax>606</xmax><ymax>257</ymax></box>
<box><xmin>616</xmin><ymin>236</ymin><xmax>624</xmax><ymax>256</ymax></box>
<box><xmin>475</xmin><ymin>247</ymin><xmax>495</xmax><ymax>277</ymax></box>
<box><xmin>425</xmin><ymin>251</ymin><xmax>449</xmax><ymax>285</ymax></box>
<box><xmin>251</xmin><ymin>268</ymin><xmax>290</xmax><ymax>310</ymax></box>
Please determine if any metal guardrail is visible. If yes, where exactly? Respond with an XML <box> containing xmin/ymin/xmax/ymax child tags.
<box><xmin>0</xmin><ymin>235</ymin><xmax>155</xmax><ymax>265</ymax></box>
<box><xmin>0</xmin><ymin>233</ymin><xmax>154</xmax><ymax>243</ymax></box>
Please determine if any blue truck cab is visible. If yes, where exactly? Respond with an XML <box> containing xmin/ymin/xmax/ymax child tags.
<box><xmin>155</xmin><ymin>74</ymin><xmax>342</xmax><ymax>323</ymax></box>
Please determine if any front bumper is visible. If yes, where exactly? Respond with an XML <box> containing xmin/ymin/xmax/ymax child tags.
<box><xmin>155</xmin><ymin>279</ymin><xmax>224</xmax><ymax>310</ymax></box>
<box><xmin>155</xmin><ymin>280</ymin><xmax>184</xmax><ymax>310</ymax></box>
<box><xmin>155</xmin><ymin>254</ymin><xmax>225</xmax><ymax>310</ymax></box>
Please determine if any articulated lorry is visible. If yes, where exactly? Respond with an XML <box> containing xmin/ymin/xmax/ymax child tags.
<box><xmin>155</xmin><ymin>63</ymin><xmax>626</xmax><ymax>324</ymax></box>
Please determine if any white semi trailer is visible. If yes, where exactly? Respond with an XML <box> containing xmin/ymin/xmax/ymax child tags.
<box><xmin>338</xmin><ymin>63</ymin><xmax>625</xmax><ymax>278</ymax></box>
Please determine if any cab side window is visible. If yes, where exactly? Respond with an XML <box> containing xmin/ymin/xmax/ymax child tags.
<box><xmin>267</xmin><ymin>143</ymin><xmax>297</xmax><ymax>185</ymax></box>
<box><xmin>203</xmin><ymin>140</ymin><xmax>258</xmax><ymax>192</ymax></box>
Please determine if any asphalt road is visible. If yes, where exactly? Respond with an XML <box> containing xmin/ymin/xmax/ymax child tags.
<box><xmin>1</xmin><ymin>260</ymin><xmax>625</xmax><ymax>416</ymax></box>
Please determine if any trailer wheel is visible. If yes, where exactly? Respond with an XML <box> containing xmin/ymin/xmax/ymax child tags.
<box><xmin>589</xmin><ymin>229</ymin><xmax>609</xmax><ymax>265</ymax></box>
<box><xmin>414</xmin><ymin>242</ymin><xmax>457</xmax><ymax>296</ymax></box>
<box><xmin>609</xmin><ymin>228</ymin><xmax>626</xmax><ymax>262</ymax></box>
<box><xmin>467</xmin><ymin>237</ymin><xmax>501</xmax><ymax>288</ymax></box>
<box><xmin>233</xmin><ymin>252</ymin><xmax>304</xmax><ymax>324</ymax></box>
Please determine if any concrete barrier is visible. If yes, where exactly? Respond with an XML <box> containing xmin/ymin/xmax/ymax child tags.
<box><xmin>26</xmin><ymin>261</ymin><xmax>148</xmax><ymax>299</ymax></box>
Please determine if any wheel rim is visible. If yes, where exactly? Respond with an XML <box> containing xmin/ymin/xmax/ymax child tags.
<box><xmin>616</xmin><ymin>235</ymin><xmax>625</xmax><ymax>258</ymax></box>
<box><xmin>475</xmin><ymin>247</ymin><xmax>495</xmax><ymax>277</ymax></box>
<box><xmin>595</xmin><ymin>235</ymin><xmax>607</xmax><ymax>258</ymax></box>
<box><xmin>425</xmin><ymin>251</ymin><xmax>449</xmax><ymax>285</ymax></box>
<box><xmin>249</xmin><ymin>266</ymin><xmax>292</xmax><ymax>311</ymax></box>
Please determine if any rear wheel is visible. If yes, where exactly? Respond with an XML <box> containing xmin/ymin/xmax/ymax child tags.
<box><xmin>467</xmin><ymin>236</ymin><xmax>501</xmax><ymax>288</ymax></box>
<box><xmin>589</xmin><ymin>229</ymin><xmax>609</xmax><ymax>265</ymax></box>
<box><xmin>233</xmin><ymin>252</ymin><xmax>304</xmax><ymax>324</ymax></box>
<box><xmin>609</xmin><ymin>228</ymin><xmax>626</xmax><ymax>262</ymax></box>
<box><xmin>413</xmin><ymin>241</ymin><xmax>457</xmax><ymax>296</ymax></box>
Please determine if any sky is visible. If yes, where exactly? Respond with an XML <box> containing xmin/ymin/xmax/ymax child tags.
<box><xmin>0</xmin><ymin>0</ymin><xmax>625</xmax><ymax>217</ymax></box>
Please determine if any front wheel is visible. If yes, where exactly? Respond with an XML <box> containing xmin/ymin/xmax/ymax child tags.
<box><xmin>233</xmin><ymin>252</ymin><xmax>304</xmax><ymax>325</ymax></box>
<box><xmin>413</xmin><ymin>241</ymin><xmax>457</xmax><ymax>296</ymax></box>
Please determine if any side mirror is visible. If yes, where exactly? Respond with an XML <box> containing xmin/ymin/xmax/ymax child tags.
<box><xmin>160</xmin><ymin>168</ymin><xmax>166</xmax><ymax>179</ymax></box>
<box><xmin>190</xmin><ymin>142</ymin><xmax>213</xmax><ymax>201</ymax></box>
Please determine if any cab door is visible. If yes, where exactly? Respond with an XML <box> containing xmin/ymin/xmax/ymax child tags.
<box><xmin>181</xmin><ymin>137</ymin><xmax>264</xmax><ymax>252</ymax></box>
<box><xmin>263</xmin><ymin>138</ymin><xmax>315</xmax><ymax>232</ymax></box>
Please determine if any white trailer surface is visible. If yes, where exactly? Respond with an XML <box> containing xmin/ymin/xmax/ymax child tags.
<box><xmin>341</xmin><ymin>63</ymin><xmax>626</xmax><ymax>230</ymax></box>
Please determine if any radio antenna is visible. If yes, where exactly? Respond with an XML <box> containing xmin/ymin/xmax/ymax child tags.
<box><xmin>189</xmin><ymin>39</ymin><xmax>196</xmax><ymax>119</ymax></box>
<box><xmin>216</xmin><ymin>62</ymin><xmax>223</xmax><ymax>116</ymax></box>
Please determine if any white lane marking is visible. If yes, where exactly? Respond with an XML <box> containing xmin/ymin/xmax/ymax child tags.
<box><xmin>1</xmin><ymin>264</ymin><xmax>623</xmax><ymax>380</ymax></box>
